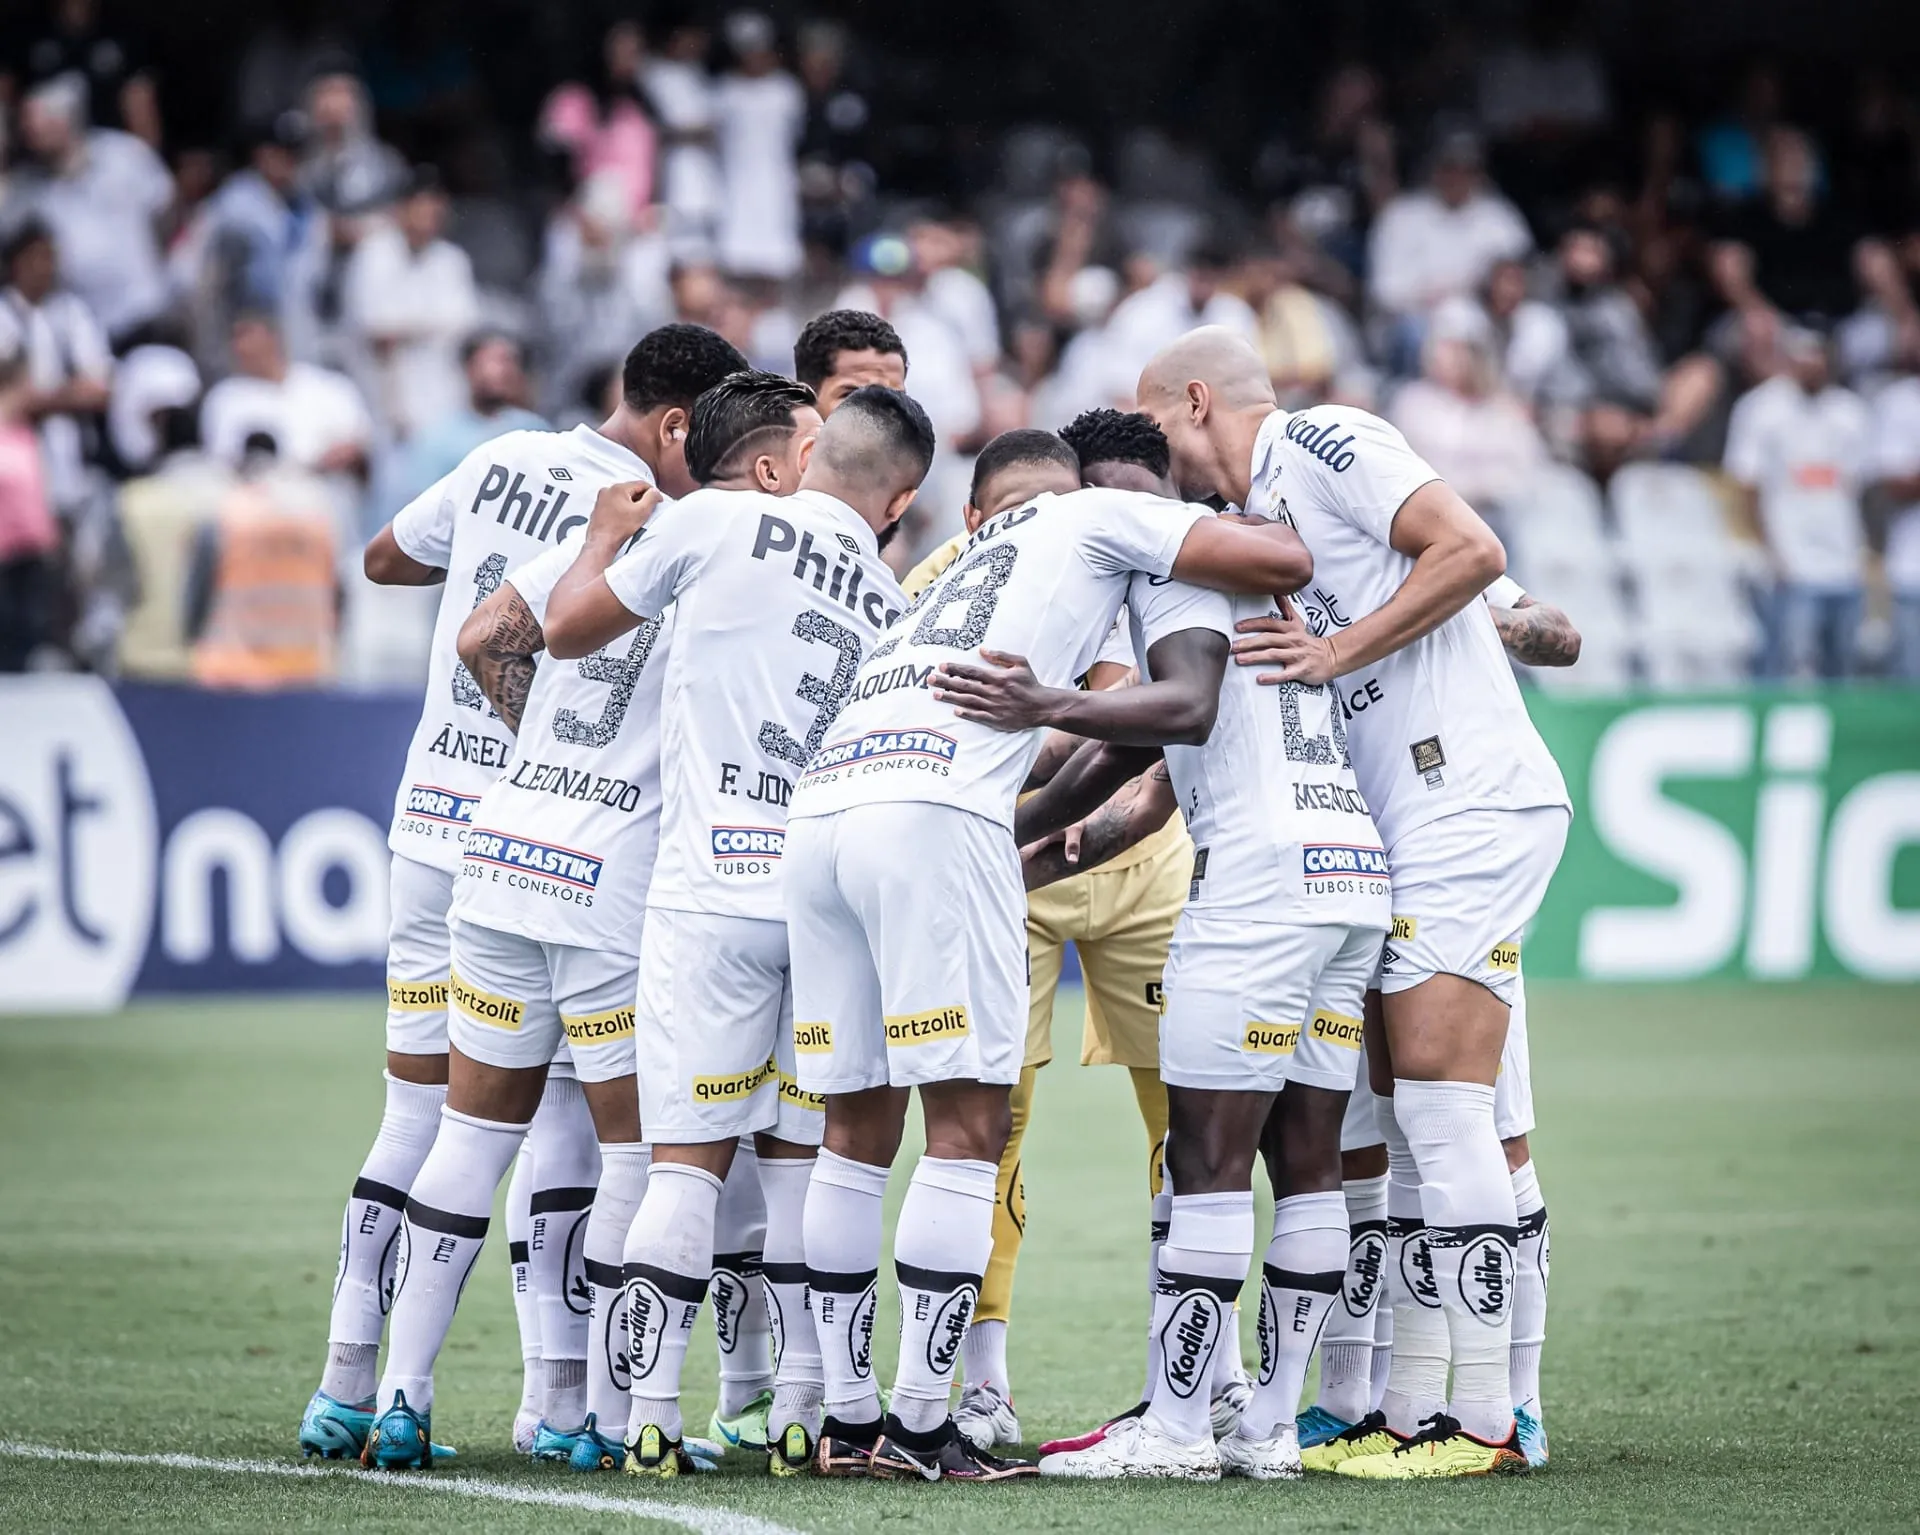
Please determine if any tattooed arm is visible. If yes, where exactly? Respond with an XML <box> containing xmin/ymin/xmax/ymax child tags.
<box><xmin>457</xmin><ymin>583</ymin><xmax>545</xmax><ymax>733</ymax></box>
<box><xmin>1022</xmin><ymin>763</ymin><xmax>1179</xmax><ymax>891</ymax></box>
<box><xmin>1489</xmin><ymin>594</ymin><xmax>1582</xmax><ymax>668</ymax></box>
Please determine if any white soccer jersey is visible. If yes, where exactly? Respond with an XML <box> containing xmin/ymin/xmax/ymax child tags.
<box><xmin>1243</xmin><ymin>406</ymin><xmax>1568</xmax><ymax>849</ymax></box>
<box><xmin>450</xmin><ymin>527</ymin><xmax>669</xmax><ymax>951</ymax></box>
<box><xmin>603</xmin><ymin>486</ymin><xmax>906</xmax><ymax>922</ymax></box>
<box><xmin>787</xmin><ymin>487</ymin><xmax>1208</xmax><ymax>831</ymax></box>
<box><xmin>386</xmin><ymin>425</ymin><xmax>654</xmax><ymax>872</ymax></box>
<box><xmin>1129</xmin><ymin>564</ymin><xmax>1390</xmax><ymax>930</ymax></box>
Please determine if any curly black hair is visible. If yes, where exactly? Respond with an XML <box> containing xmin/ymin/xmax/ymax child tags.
<box><xmin>1058</xmin><ymin>408</ymin><xmax>1171</xmax><ymax>478</ymax></box>
<box><xmin>792</xmin><ymin>309</ymin><xmax>908</xmax><ymax>391</ymax></box>
<box><xmin>686</xmin><ymin>370</ymin><xmax>818</xmax><ymax>486</ymax></box>
<box><xmin>622</xmin><ymin>323</ymin><xmax>750</xmax><ymax>415</ymax></box>
<box><xmin>968</xmin><ymin>428</ymin><xmax>1078</xmax><ymax>505</ymax></box>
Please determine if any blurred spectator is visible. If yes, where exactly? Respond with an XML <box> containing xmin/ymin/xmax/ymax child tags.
<box><xmin>1696</xmin><ymin>61</ymin><xmax>1788</xmax><ymax>205</ymax></box>
<box><xmin>201</xmin><ymin>311</ymin><xmax>372</xmax><ymax>477</ymax></box>
<box><xmin>1836</xmin><ymin>238</ymin><xmax>1920</xmax><ymax>393</ymax></box>
<box><xmin>196</xmin><ymin>117</ymin><xmax>326</xmax><ymax>363</ymax></box>
<box><xmin>909</xmin><ymin>214</ymin><xmax>999</xmax><ymax>381</ymax></box>
<box><xmin>834</xmin><ymin>235</ymin><xmax>979</xmax><ymax>451</ymax></box>
<box><xmin>185</xmin><ymin>459</ymin><xmax>340</xmax><ymax>689</ymax></box>
<box><xmin>1368</xmin><ymin>129</ymin><xmax>1531</xmax><ymax>336</ymax></box>
<box><xmin>1478</xmin><ymin>258</ymin><xmax>1577</xmax><ymax>410</ymax></box>
<box><xmin>9</xmin><ymin>0</ymin><xmax>160</xmax><ymax>146</ymax></box>
<box><xmin>1836</xmin><ymin>70</ymin><xmax>1920</xmax><ymax>234</ymax></box>
<box><xmin>1259</xmin><ymin>64</ymin><xmax>1398</xmax><ymax>280</ymax></box>
<box><xmin>643</xmin><ymin>19</ymin><xmax>723</xmax><ymax>262</ymax></box>
<box><xmin>0</xmin><ymin>349</ymin><xmax>60</xmax><ymax>671</ymax></box>
<box><xmin>106</xmin><ymin>341</ymin><xmax>200</xmax><ymax>475</ymax></box>
<box><xmin>1241</xmin><ymin>247</ymin><xmax>1361</xmax><ymax>405</ymax></box>
<box><xmin>300</xmin><ymin>66</ymin><xmax>405</xmax><ymax>215</ymax></box>
<box><xmin>714</xmin><ymin>12</ymin><xmax>804</xmax><ymax>281</ymax></box>
<box><xmin>538</xmin><ymin>20</ymin><xmax>657</xmax><ymax>228</ymax></box>
<box><xmin>397</xmin><ymin>331</ymin><xmax>545</xmax><ymax>502</ymax></box>
<box><xmin>1724</xmin><ymin>328</ymin><xmax>1871</xmax><ymax>678</ymax></box>
<box><xmin>0</xmin><ymin>217</ymin><xmax>111</xmax><ymax>519</ymax></box>
<box><xmin>11</xmin><ymin>72</ymin><xmax>173</xmax><ymax>344</ymax></box>
<box><xmin>1099</xmin><ymin>236</ymin><xmax>1259</xmax><ymax>405</ymax></box>
<box><xmin>1391</xmin><ymin>306</ymin><xmax>1548</xmax><ymax>515</ymax></box>
<box><xmin>1477</xmin><ymin>14</ymin><xmax>1611</xmax><ymax>142</ymax></box>
<box><xmin>114</xmin><ymin>399</ymin><xmax>231</xmax><ymax>680</ymax></box>
<box><xmin>343</xmin><ymin>168</ymin><xmax>478</xmax><ymax>440</ymax></box>
<box><xmin>1718</xmin><ymin>127</ymin><xmax>1859</xmax><ymax>319</ymax></box>
<box><xmin>1871</xmin><ymin>360</ymin><xmax>1920</xmax><ymax>679</ymax></box>
<box><xmin>795</xmin><ymin>21</ymin><xmax>873</xmax><ymax>260</ymax></box>
<box><xmin>536</xmin><ymin>173</ymin><xmax>673</xmax><ymax>418</ymax></box>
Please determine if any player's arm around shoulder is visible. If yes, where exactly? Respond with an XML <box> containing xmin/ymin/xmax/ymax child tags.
<box><xmin>1168</xmin><ymin>509</ymin><xmax>1314</xmax><ymax>596</ymax></box>
<box><xmin>457</xmin><ymin>581</ymin><xmax>545</xmax><ymax>732</ymax></box>
<box><xmin>543</xmin><ymin>481</ymin><xmax>668</xmax><ymax>659</ymax></box>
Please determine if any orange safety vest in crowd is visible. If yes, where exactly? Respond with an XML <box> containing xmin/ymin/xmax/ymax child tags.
<box><xmin>191</xmin><ymin>483</ymin><xmax>338</xmax><ymax>689</ymax></box>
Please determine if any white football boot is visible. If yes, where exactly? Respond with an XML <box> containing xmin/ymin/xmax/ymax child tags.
<box><xmin>1038</xmin><ymin>1413</ymin><xmax>1220</xmax><ymax>1481</ymax></box>
<box><xmin>954</xmin><ymin>1381</ymin><xmax>1022</xmax><ymax>1450</ymax></box>
<box><xmin>1217</xmin><ymin>1422</ymin><xmax>1304</xmax><ymax>1480</ymax></box>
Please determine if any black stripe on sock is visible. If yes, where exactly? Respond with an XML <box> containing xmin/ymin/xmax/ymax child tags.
<box><xmin>761</xmin><ymin>1260</ymin><xmax>808</xmax><ymax>1286</ymax></box>
<box><xmin>528</xmin><ymin>1185</ymin><xmax>597</xmax><ymax>1215</ymax></box>
<box><xmin>1386</xmin><ymin>1215</ymin><xmax>1427</xmax><ymax>1238</ymax></box>
<box><xmin>584</xmin><ymin>1257</ymin><xmax>623</xmax><ymax>1288</ymax></box>
<box><xmin>1262</xmin><ymin>1263</ymin><xmax>1344</xmax><ymax>1295</ymax></box>
<box><xmin>1518</xmin><ymin>1208</ymin><xmax>1548</xmax><ymax>1240</ymax></box>
<box><xmin>351</xmin><ymin>1176</ymin><xmax>410</xmax><ymax>1209</ymax></box>
<box><xmin>1350</xmin><ymin>1218</ymin><xmax>1388</xmax><ymax>1239</ymax></box>
<box><xmin>1425</xmin><ymin>1223</ymin><xmax>1519</xmax><ymax>1251</ymax></box>
<box><xmin>508</xmin><ymin>1240</ymin><xmax>531</xmax><ymax>1265</ymax></box>
<box><xmin>712</xmin><ymin>1251</ymin><xmax>764</xmax><ymax>1276</ymax></box>
<box><xmin>895</xmin><ymin>1260</ymin><xmax>982</xmax><ymax>1294</ymax></box>
<box><xmin>404</xmin><ymin>1199</ymin><xmax>490</xmax><ymax>1239</ymax></box>
<box><xmin>622</xmin><ymin>1260</ymin><xmax>710</xmax><ymax>1304</ymax></box>
<box><xmin>1155</xmin><ymin>1268</ymin><xmax>1243</xmax><ymax>1304</ymax></box>
<box><xmin>807</xmin><ymin>1266</ymin><xmax>878</xmax><ymax>1295</ymax></box>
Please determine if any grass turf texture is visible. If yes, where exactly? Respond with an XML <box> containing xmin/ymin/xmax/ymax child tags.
<box><xmin>1</xmin><ymin>982</ymin><xmax>1916</xmax><ymax>1532</ymax></box>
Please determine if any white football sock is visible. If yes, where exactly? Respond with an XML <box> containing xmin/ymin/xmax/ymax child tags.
<box><xmin>1138</xmin><ymin>1173</ymin><xmax>1173</xmax><ymax>1403</ymax></box>
<box><xmin>1314</xmin><ymin>1171</ymin><xmax>1387</xmax><ymax>1425</ymax></box>
<box><xmin>1379</xmin><ymin>1096</ymin><xmax>1448</xmax><ymax>1437</ymax></box>
<box><xmin>1511</xmin><ymin>1159</ymin><xmax>1548</xmax><ymax>1417</ymax></box>
<box><xmin>805</xmin><ymin>1149</ymin><xmax>887</xmax><ymax>1427</ymax></box>
<box><xmin>1243</xmin><ymin>1191</ymin><xmax>1345</xmax><ymax>1440</ymax></box>
<box><xmin>961</xmin><ymin>1318</ymin><xmax>1010</xmax><ymax>1396</ymax></box>
<box><xmin>760</xmin><ymin>1155</ymin><xmax>823</xmax><ymax>1437</ymax></box>
<box><xmin>1370</xmin><ymin>1289</ymin><xmax>1393</xmax><ymax>1414</ymax></box>
<box><xmin>1394</xmin><ymin>1079</ymin><xmax>1517</xmax><ymax>1444</ymax></box>
<box><xmin>321</xmin><ymin>1072</ymin><xmax>445</xmax><ymax>1404</ymax></box>
<box><xmin>528</xmin><ymin>1076</ymin><xmax>598</xmax><ymax>1428</ymax></box>
<box><xmin>713</xmin><ymin>1142</ymin><xmax>775</xmax><ymax>1418</ymax></box>
<box><xmin>623</xmin><ymin>1161</ymin><xmax>722</xmax><ymax>1443</ymax></box>
<box><xmin>375</xmin><ymin>1106</ymin><xmax>527</xmax><ymax>1415</ymax></box>
<box><xmin>889</xmin><ymin>1157</ymin><xmax>996</xmax><ymax>1435</ymax></box>
<box><xmin>584</xmin><ymin>1142</ymin><xmax>650</xmax><ymax>1432</ymax></box>
<box><xmin>506</xmin><ymin>1140</ymin><xmax>541</xmax><ymax>1418</ymax></box>
<box><xmin>1143</xmin><ymin>1191</ymin><xmax>1253</xmax><ymax>1445</ymax></box>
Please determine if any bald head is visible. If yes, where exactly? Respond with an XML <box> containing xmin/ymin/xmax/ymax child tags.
<box><xmin>1135</xmin><ymin>326</ymin><xmax>1279</xmax><ymax>504</ymax></box>
<box><xmin>1137</xmin><ymin>326</ymin><xmax>1276</xmax><ymax>413</ymax></box>
<box><xmin>800</xmin><ymin>384</ymin><xmax>936</xmax><ymax>541</ymax></box>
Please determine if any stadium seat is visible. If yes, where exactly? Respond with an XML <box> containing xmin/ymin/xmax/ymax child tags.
<box><xmin>1610</xmin><ymin>465</ymin><xmax>1763</xmax><ymax>686</ymax></box>
<box><xmin>1505</xmin><ymin>464</ymin><xmax>1640</xmax><ymax>693</ymax></box>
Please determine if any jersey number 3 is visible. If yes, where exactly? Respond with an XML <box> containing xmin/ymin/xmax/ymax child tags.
<box><xmin>760</xmin><ymin>610</ymin><xmax>863</xmax><ymax>767</ymax></box>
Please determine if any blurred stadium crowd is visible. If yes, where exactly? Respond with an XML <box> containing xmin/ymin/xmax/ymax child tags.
<box><xmin>1</xmin><ymin>0</ymin><xmax>1918</xmax><ymax>686</ymax></box>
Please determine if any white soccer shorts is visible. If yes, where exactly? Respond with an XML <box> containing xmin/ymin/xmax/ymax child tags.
<box><xmin>1375</xmin><ymin>805</ymin><xmax>1569</xmax><ymax>1005</ymax></box>
<box><xmin>447</xmin><ymin>917</ymin><xmax>638</xmax><ymax>1084</ymax></box>
<box><xmin>785</xmin><ymin>803</ymin><xmax>1026</xmax><ymax>1094</ymax></box>
<box><xmin>1158</xmin><ymin>914</ymin><xmax>1383</xmax><ymax>1094</ymax></box>
<box><xmin>634</xmin><ymin>908</ymin><xmax>821</xmax><ymax>1146</ymax></box>
<box><xmin>385</xmin><ymin>855</ymin><xmax>454</xmax><ymax>1055</ymax></box>
<box><xmin>1339</xmin><ymin>980</ymin><xmax>1535</xmax><ymax>1149</ymax></box>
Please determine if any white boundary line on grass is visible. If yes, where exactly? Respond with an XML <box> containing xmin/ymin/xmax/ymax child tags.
<box><xmin>0</xmin><ymin>1440</ymin><xmax>809</xmax><ymax>1535</ymax></box>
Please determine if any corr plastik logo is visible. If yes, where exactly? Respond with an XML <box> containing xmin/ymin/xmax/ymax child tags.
<box><xmin>403</xmin><ymin>785</ymin><xmax>481</xmax><ymax>824</ymax></box>
<box><xmin>801</xmin><ymin>728</ymin><xmax>958</xmax><ymax>778</ymax></box>
<box><xmin>711</xmin><ymin>825</ymin><xmax>784</xmax><ymax>859</ymax></box>
<box><xmin>1302</xmin><ymin>843</ymin><xmax>1390</xmax><ymax>880</ymax></box>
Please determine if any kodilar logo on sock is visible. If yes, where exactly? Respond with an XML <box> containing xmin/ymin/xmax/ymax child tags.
<box><xmin>1345</xmin><ymin>1227</ymin><xmax>1386</xmax><ymax>1316</ymax></box>
<box><xmin>849</xmin><ymin>1281</ymin><xmax>877</xmax><ymax>1380</ymax></box>
<box><xmin>1458</xmin><ymin>1232</ymin><xmax>1514</xmax><ymax>1325</ymax></box>
<box><xmin>607</xmin><ymin>1285</ymin><xmax>631</xmax><ymax>1391</ymax></box>
<box><xmin>627</xmin><ymin>1276</ymin><xmax>668</xmax><ymax>1379</ymax></box>
<box><xmin>926</xmin><ymin>1284</ymin><xmax>978</xmax><ymax>1375</ymax></box>
<box><xmin>1394</xmin><ymin>1221</ymin><xmax>1442</xmax><ymax>1309</ymax></box>
<box><xmin>711</xmin><ymin>1267</ymin><xmax>748</xmax><ymax>1355</ymax></box>
<box><xmin>1255</xmin><ymin>1284</ymin><xmax>1278</xmax><ymax>1385</ymax></box>
<box><xmin>1159</xmin><ymin>1291</ymin><xmax>1223</xmax><ymax>1399</ymax></box>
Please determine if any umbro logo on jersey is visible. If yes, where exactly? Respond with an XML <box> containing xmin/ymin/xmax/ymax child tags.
<box><xmin>549</xmin><ymin>466</ymin><xmax>572</xmax><ymax>480</ymax></box>
<box><xmin>836</xmin><ymin>532</ymin><xmax>860</xmax><ymax>551</ymax></box>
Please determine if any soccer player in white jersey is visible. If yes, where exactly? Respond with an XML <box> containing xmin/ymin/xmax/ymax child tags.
<box><xmin>939</xmin><ymin>421</ymin><xmax>1389</xmax><ymax>1481</ymax></box>
<box><xmin>298</xmin><ymin>323</ymin><xmax>747</xmax><ymax>1463</ymax></box>
<box><xmin>779</xmin><ymin>457</ymin><xmax>1315</xmax><ymax>1482</ymax></box>
<box><xmin>539</xmin><ymin>386</ymin><xmax>925</xmax><ymax>1479</ymax></box>
<box><xmin>381</xmin><ymin>372</ymin><xmax>822</xmax><ymax>1478</ymax></box>
<box><xmin>1137</xmin><ymin>327</ymin><xmax>1571</xmax><ymax>1478</ymax></box>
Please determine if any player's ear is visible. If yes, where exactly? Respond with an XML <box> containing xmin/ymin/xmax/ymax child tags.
<box><xmin>659</xmin><ymin>406</ymin><xmax>689</xmax><ymax>450</ymax></box>
<box><xmin>884</xmin><ymin>484</ymin><xmax>917</xmax><ymax>526</ymax></box>
<box><xmin>1187</xmin><ymin>379</ymin><xmax>1211</xmax><ymax>425</ymax></box>
<box><xmin>795</xmin><ymin>428</ymin><xmax>818</xmax><ymax>474</ymax></box>
<box><xmin>753</xmin><ymin>452</ymin><xmax>780</xmax><ymax>493</ymax></box>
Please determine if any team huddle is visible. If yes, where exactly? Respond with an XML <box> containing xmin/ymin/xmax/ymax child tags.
<box><xmin>298</xmin><ymin>307</ymin><xmax>1576</xmax><ymax>1486</ymax></box>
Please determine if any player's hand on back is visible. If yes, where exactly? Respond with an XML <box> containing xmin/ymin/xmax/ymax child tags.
<box><xmin>1230</xmin><ymin>595</ymin><xmax>1341</xmax><ymax>686</ymax></box>
<box><xmin>589</xmin><ymin>481</ymin><xmax>663</xmax><ymax>546</ymax></box>
<box><xmin>931</xmin><ymin>649</ymin><xmax>1064</xmax><ymax>731</ymax></box>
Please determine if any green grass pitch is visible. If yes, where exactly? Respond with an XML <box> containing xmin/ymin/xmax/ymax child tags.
<box><xmin>2</xmin><ymin>981</ymin><xmax>1916</xmax><ymax>1532</ymax></box>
